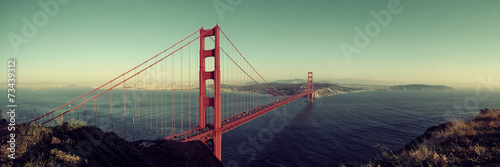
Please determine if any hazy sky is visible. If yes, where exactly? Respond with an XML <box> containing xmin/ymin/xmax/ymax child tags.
<box><xmin>1</xmin><ymin>0</ymin><xmax>499</xmax><ymax>88</ymax></box>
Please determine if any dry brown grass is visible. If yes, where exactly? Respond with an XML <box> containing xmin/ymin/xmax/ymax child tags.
<box><xmin>1</xmin><ymin>118</ymin><xmax>223</xmax><ymax>167</ymax></box>
<box><xmin>364</xmin><ymin>108</ymin><xmax>500</xmax><ymax>167</ymax></box>
<box><xmin>0</xmin><ymin>119</ymin><xmax>87</xmax><ymax>167</ymax></box>
<box><xmin>50</xmin><ymin>148</ymin><xmax>87</xmax><ymax>166</ymax></box>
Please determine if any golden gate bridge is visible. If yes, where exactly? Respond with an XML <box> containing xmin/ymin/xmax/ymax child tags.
<box><xmin>29</xmin><ymin>25</ymin><xmax>315</xmax><ymax>160</ymax></box>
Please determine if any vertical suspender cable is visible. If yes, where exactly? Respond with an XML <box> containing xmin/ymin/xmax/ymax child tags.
<box><xmin>189</xmin><ymin>43</ymin><xmax>191</xmax><ymax>130</ymax></box>
<box><xmin>181</xmin><ymin>45</ymin><xmax>184</xmax><ymax>132</ymax></box>
<box><xmin>123</xmin><ymin>75</ymin><xmax>126</xmax><ymax>138</ymax></box>
<box><xmin>110</xmin><ymin>82</ymin><xmax>113</xmax><ymax>131</ymax></box>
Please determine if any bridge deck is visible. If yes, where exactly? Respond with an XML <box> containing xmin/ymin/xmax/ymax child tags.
<box><xmin>162</xmin><ymin>91</ymin><xmax>315</xmax><ymax>142</ymax></box>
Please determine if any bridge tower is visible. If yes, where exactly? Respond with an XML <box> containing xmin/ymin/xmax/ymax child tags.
<box><xmin>199</xmin><ymin>25</ymin><xmax>222</xmax><ymax>160</ymax></box>
<box><xmin>307</xmin><ymin>72</ymin><xmax>314</xmax><ymax>102</ymax></box>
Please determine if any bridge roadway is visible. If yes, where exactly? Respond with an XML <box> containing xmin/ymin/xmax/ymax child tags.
<box><xmin>162</xmin><ymin>90</ymin><xmax>315</xmax><ymax>142</ymax></box>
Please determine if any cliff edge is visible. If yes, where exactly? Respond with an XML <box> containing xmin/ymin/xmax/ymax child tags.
<box><xmin>365</xmin><ymin>108</ymin><xmax>500</xmax><ymax>166</ymax></box>
<box><xmin>0</xmin><ymin>120</ymin><xmax>223</xmax><ymax>167</ymax></box>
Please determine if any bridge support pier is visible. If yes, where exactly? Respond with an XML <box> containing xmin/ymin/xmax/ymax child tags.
<box><xmin>307</xmin><ymin>72</ymin><xmax>315</xmax><ymax>102</ymax></box>
<box><xmin>199</xmin><ymin>25</ymin><xmax>222</xmax><ymax>160</ymax></box>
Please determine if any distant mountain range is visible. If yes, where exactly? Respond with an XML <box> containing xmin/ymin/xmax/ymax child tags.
<box><xmin>272</xmin><ymin>79</ymin><xmax>305</xmax><ymax>84</ymax></box>
<box><xmin>388</xmin><ymin>84</ymin><xmax>453</xmax><ymax>91</ymax></box>
<box><xmin>227</xmin><ymin>82</ymin><xmax>453</xmax><ymax>98</ymax></box>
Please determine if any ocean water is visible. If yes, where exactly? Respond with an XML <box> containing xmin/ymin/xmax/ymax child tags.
<box><xmin>221</xmin><ymin>90</ymin><xmax>500</xmax><ymax>167</ymax></box>
<box><xmin>1</xmin><ymin>88</ymin><xmax>500</xmax><ymax>166</ymax></box>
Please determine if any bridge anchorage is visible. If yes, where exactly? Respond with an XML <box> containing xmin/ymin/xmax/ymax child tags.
<box><xmin>28</xmin><ymin>24</ymin><xmax>315</xmax><ymax>162</ymax></box>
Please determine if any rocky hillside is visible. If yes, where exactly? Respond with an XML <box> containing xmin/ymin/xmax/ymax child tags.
<box><xmin>364</xmin><ymin>108</ymin><xmax>500</xmax><ymax>166</ymax></box>
<box><xmin>0</xmin><ymin>120</ymin><xmax>223</xmax><ymax>167</ymax></box>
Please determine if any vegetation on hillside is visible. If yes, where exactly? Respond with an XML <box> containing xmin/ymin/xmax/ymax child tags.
<box><xmin>0</xmin><ymin>119</ymin><xmax>223</xmax><ymax>167</ymax></box>
<box><xmin>1</xmin><ymin>119</ymin><xmax>89</xmax><ymax>166</ymax></box>
<box><xmin>363</xmin><ymin>108</ymin><xmax>500</xmax><ymax>167</ymax></box>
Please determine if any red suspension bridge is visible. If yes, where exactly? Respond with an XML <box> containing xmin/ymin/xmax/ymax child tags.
<box><xmin>29</xmin><ymin>25</ymin><xmax>315</xmax><ymax>160</ymax></box>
